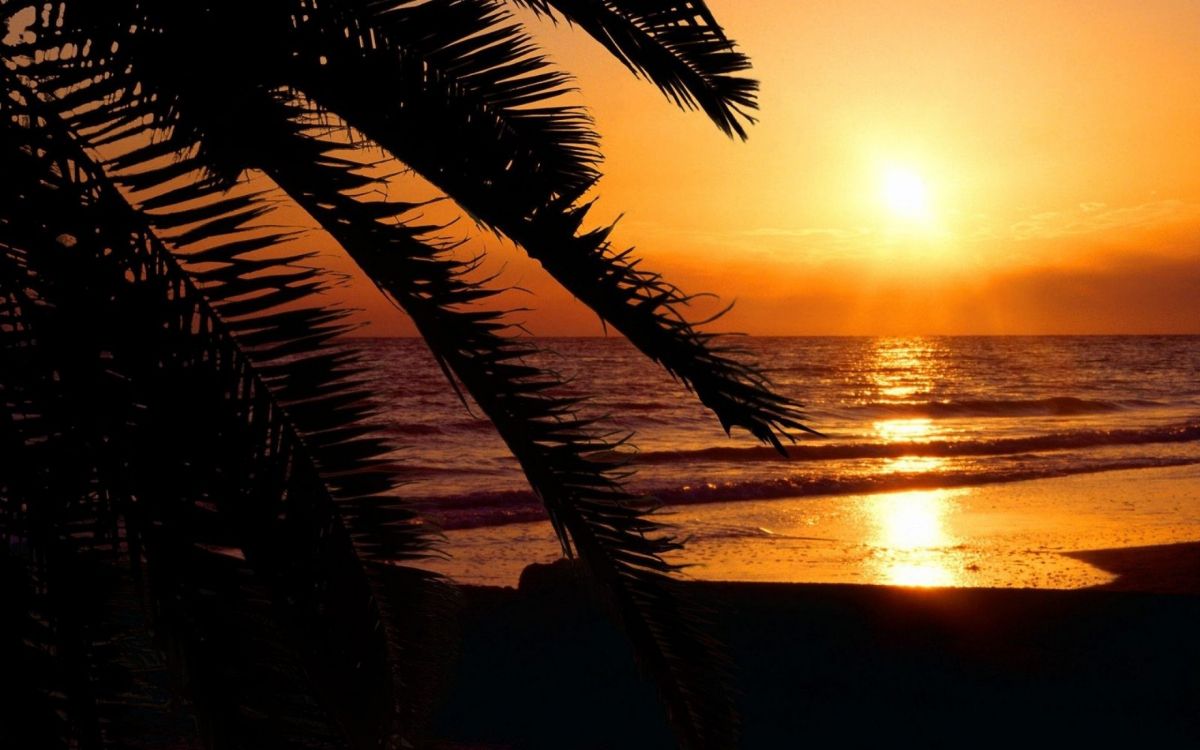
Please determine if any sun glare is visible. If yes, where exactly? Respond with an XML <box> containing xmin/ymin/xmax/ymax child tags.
<box><xmin>881</xmin><ymin>166</ymin><xmax>932</xmax><ymax>222</ymax></box>
<box><xmin>865</xmin><ymin>489</ymin><xmax>964</xmax><ymax>587</ymax></box>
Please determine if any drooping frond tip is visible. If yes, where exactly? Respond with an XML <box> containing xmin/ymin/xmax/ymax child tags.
<box><xmin>513</xmin><ymin>0</ymin><xmax>760</xmax><ymax>139</ymax></box>
<box><xmin>265</xmin><ymin>94</ymin><xmax>740</xmax><ymax>747</ymax></box>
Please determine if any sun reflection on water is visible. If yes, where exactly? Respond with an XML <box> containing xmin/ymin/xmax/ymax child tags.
<box><xmin>883</xmin><ymin>455</ymin><xmax>945</xmax><ymax>474</ymax></box>
<box><xmin>887</xmin><ymin>562</ymin><xmax>955</xmax><ymax>587</ymax></box>
<box><xmin>874</xmin><ymin>416</ymin><xmax>945</xmax><ymax>472</ymax></box>
<box><xmin>864</xmin><ymin>488</ymin><xmax>965</xmax><ymax>587</ymax></box>
<box><xmin>867</xmin><ymin>336</ymin><xmax>944</xmax><ymax>403</ymax></box>
<box><xmin>873</xmin><ymin>417</ymin><xmax>933</xmax><ymax>442</ymax></box>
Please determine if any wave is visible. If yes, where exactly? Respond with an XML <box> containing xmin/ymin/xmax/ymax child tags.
<box><xmin>416</xmin><ymin>454</ymin><xmax>1200</xmax><ymax>530</ymax></box>
<box><xmin>647</xmin><ymin>457</ymin><xmax>1198</xmax><ymax>505</ymax></box>
<box><xmin>682</xmin><ymin>525</ymin><xmax>838</xmax><ymax>544</ymax></box>
<box><xmin>629</xmin><ymin>421</ymin><xmax>1200</xmax><ymax>464</ymax></box>
<box><xmin>845</xmin><ymin>395</ymin><xmax>1140</xmax><ymax>418</ymax></box>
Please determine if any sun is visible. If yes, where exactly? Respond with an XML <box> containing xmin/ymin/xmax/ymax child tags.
<box><xmin>881</xmin><ymin>166</ymin><xmax>932</xmax><ymax>222</ymax></box>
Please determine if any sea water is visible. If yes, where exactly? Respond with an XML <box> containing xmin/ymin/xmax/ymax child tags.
<box><xmin>348</xmin><ymin>336</ymin><xmax>1200</xmax><ymax>587</ymax></box>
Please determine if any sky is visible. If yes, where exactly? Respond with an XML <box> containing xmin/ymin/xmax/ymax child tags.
<box><xmin>344</xmin><ymin>0</ymin><xmax>1200</xmax><ymax>336</ymax></box>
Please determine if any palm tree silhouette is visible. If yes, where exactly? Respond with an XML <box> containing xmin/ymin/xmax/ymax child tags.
<box><xmin>1</xmin><ymin>2</ymin><xmax>809</xmax><ymax>747</ymax></box>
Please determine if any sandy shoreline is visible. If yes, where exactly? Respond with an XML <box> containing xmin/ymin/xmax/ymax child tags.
<box><xmin>421</xmin><ymin>463</ymin><xmax>1200</xmax><ymax>590</ymax></box>
<box><xmin>429</xmin><ymin>461</ymin><xmax>1200</xmax><ymax>746</ymax></box>
<box><xmin>425</xmin><ymin>463</ymin><xmax>1200</xmax><ymax>746</ymax></box>
<box><xmin>434</xmin><ymin>557</ymin><xmax>1200</xmax><ymax>747</ymax></box>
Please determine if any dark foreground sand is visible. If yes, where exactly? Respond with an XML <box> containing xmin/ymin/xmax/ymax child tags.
<box><xmin>433</xmin><ymin>542</ymin><xmax>1200</xmax><ymax>748</ymax></box>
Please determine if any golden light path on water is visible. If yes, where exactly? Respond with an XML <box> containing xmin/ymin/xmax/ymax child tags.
<box><xmin>864</xmin><ymin>339</ymin><xmax>958</xmax><ymax>585</ymax></box>
<box><xmin>866</xmin><ymin>337</ymin><xmax>943</xmax><ymax>403</ymax></box>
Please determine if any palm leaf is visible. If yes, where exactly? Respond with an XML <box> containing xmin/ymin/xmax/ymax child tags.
<box><xmin>513</xmin><ymin>0</ymin><xmax>759</xmax><ymax>138</ymax></box>
<box><xmin>290</xmin><ymin>0</ymin><xmax>601</xmax><ymax>211</ymax></box>
<box><xmin>1</xmin><ymin>113</ymin><xmax>218</xmax><ymax>750</ymax></box>
<box><xmin>4</xmin><ymin>1</ymin><xmax>794</xmax><ymax>747</ymax></box>
<box><xmin>3</xmin><ymin>19</ymin><xmax>453</xmax><ymax>746</ymax></box>
<box><xmin>240</xmin><ymin>94</ymin><xmax>739</xmax><ymax>747</ymax></box>
<box><xmin>283</xmin><ymin>0</ymin><xmax>812</xmax><ymax>451</ymax></box>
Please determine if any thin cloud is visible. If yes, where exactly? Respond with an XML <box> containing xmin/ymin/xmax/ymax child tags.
<box><xmin>621</xmin><ymin>220</ymin><xmax>877</xmax><ymax>264</ymax></box>
<box><xmin>1010</xmin><ymin>199</ymin><xmax>1194</xmax><ymax>241</ymax></box>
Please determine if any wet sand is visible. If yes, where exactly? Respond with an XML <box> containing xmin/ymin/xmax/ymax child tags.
<box><xmin>434</xmin><ymin>549</ymin><xmax>1200</xmax><ymax>748</ymax></box>
<box><xmin>1066</xmin><ymin>540</ymin><xmax>1200</xmax><ymax>594</ymax></box>
<box><xmin>423</xmin><ymin>464</ymin><xmax>1200</xmax><ymax>590</ymax></box>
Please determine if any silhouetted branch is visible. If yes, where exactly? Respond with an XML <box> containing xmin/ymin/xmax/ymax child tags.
<box><xmin>513</xmin><ymin>0</ymin><xmax>759</xmax><ymax>138</ymax></box>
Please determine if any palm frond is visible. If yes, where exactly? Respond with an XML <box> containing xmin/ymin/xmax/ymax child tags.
<box><xmin>290</xmin><ymin>0</ymin><xmax>601</xmax><ymax>212</ymax></box>
<box><xmin>3</xmin><ymin>23</ymin><xmax>453</xmax><ymax>746</ymax></box>
<box><xmin>513</xmin><ymin>0</ymin><xmax>759</xmax><ymax>138</ymax></box>
<box><xmin>242</xmin><ymin>95</ymin><xmax>739</xmax><ymax>747</ymax></box>
<box><xmin>276</xmin><ymin>1</ymin><xmax>811</xmax><ymax>451</ymax></box>
<box><xmin>1</xmin><ymin>112</ymin><xmax>222</xmax><ymax>750</ymax></box>
<box><xmin>518</xmin><ymin>201</ymin><xmax>817</xmax><ymax>451</ymax></box>
<box><xmin>4</xmin><ymin>1</ymin><xmax>791</xmax><ymax>746</ymax></box>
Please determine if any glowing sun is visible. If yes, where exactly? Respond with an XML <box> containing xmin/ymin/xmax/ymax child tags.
<box><xmin>881</xmin><ymin>166</ymin><xmax>932</xmax><ymax>222</ymax></box>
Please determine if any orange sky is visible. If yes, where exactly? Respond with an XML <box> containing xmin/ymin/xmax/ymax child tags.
<box><xmin>339</xmin><ymin>0</ymin><xmax>1200</xmax><ymax>336</ymax></box>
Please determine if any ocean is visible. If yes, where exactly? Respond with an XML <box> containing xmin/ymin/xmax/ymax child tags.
<box><xmin>349</xmin><ymin>336</ymin><xmax>1200</xmax><ymax>587</ymax></box>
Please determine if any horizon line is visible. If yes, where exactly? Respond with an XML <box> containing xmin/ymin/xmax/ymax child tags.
<box><xmin>343</xmin><ymin>332</ymin><xmax>1200</xmax><ymax>339</ymax></box>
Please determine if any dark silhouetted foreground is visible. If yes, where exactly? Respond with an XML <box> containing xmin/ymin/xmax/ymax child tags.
<box><xmin>436</xmin><ymin>555</ymin><xmax>1200</xmax><ymax>748</ymax></box>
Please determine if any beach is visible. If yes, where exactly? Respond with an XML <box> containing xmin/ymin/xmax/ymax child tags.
<box><xmin>433</xmin><ymin>561</ymin><xmax>1200</xmax><ymax>748</ymax></box>
<box><xmin>8</xmin><ymin>4</ymin><xmax>1200</xmax><ymax>747</ymax></box>
<box><xmin>423</xmin><ymin>464</ymin><xmax>1200</xmax><ymax>747</ymax></box>
<box><xmin>360</xmin><ymin>335</ymin><xmax>1200</xmax><ymax>746</ymax></box>
<box><xmin>355</xmin><ymin>336</ymin><xmax>1200</xmax><ymax>591</ymax></box>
